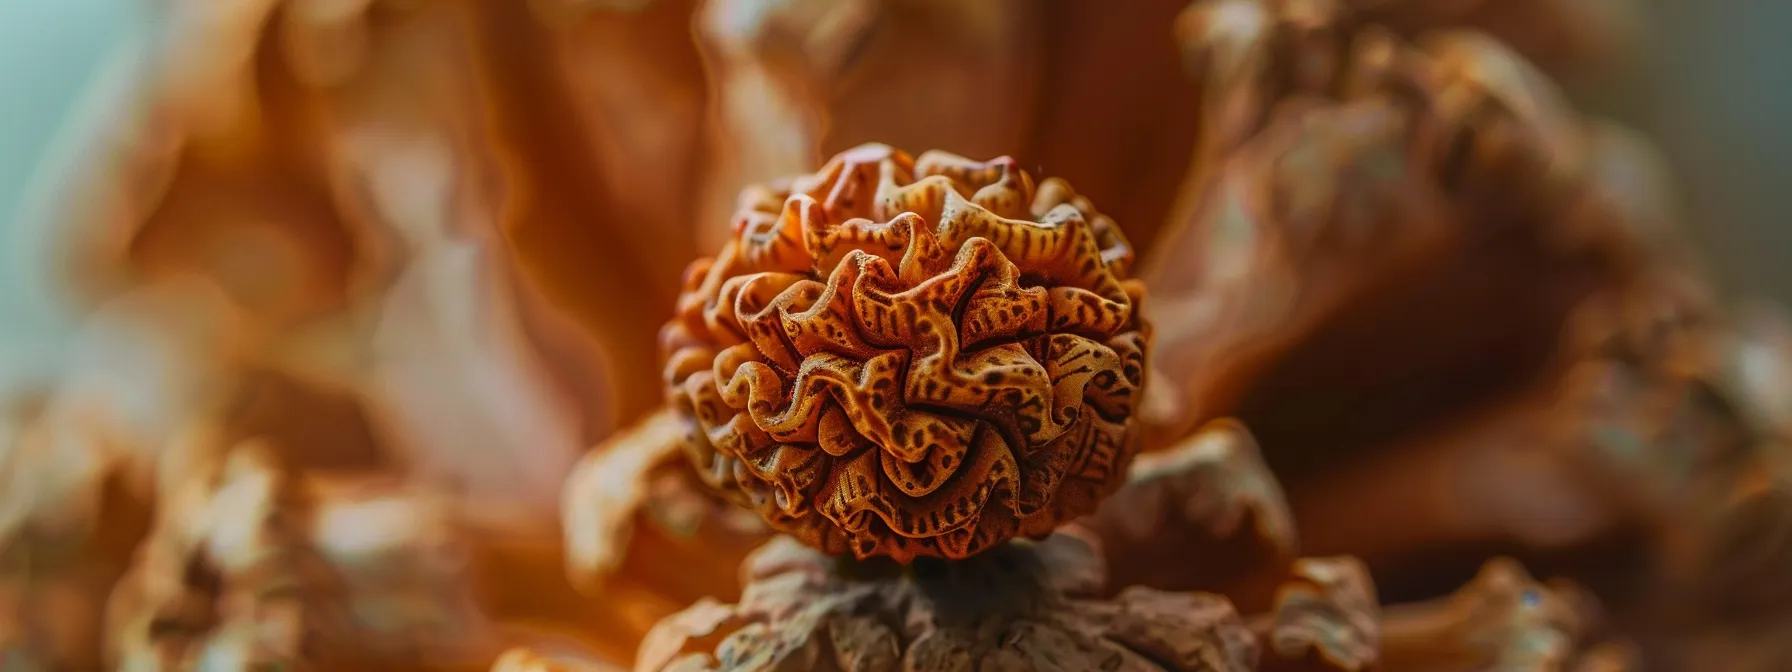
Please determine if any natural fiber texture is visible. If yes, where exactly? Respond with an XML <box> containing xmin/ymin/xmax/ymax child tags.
<box><xmin>664</xmin><ymin>143</ymin><xmax>1149</xmax><ymax>562</ymax></box>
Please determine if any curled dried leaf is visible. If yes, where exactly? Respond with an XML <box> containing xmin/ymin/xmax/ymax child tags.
<box><xmin>635</xmin><ymin>533</ymin><xmax>1259</xmax><ymax>672</ymax></box>
<box><xmin>667</xmin><ymin>143</ymin><xmax>1150</xmax><ymax>562</ymax></box>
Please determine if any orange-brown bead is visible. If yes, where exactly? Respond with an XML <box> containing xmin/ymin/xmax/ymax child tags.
<box><xmin>663</xmin><ymin>144</ymin><xmax>1150</xmax><ymax>562</ymax></box>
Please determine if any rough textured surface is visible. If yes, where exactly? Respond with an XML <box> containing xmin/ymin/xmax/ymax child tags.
<box><xmin>665</xmin><ymin>143</ymin><xmax>1150</xmax><ymax>562</ymax></box>
<box><xmin>634</xmin><ymin>533</ymin><xmax>1258</xmax><ymax>672</ymax></box>
<box><xmin>1075</xmin><ymin>419</ymin><xmax>1295</xmax><ymax>611</ymax></box>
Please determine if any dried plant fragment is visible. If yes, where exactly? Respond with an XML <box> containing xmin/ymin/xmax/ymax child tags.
<box><xmin>566</xmin><ymin>408</ymin><xmax>765</xmax><ymax>589</ymax></box>
<box><xmin>107</xmin><ymin>440</ymin><xmax>499</xmax><ymax>670</ymax></box>
<box><xmin>1550</xmin><ymin>273</ymin><xmax>1792</xmax><ymax>627</ymax></box>
<box><xmin>1258</xmin><ymin>557</ymin><xmax>1378</xmax><ymax>672</ymax></box>
<box><xmin>1075</xmin><ymin>419</ymin><xmax>1295</xmax><ymax>610</ymax></box>
<box><xmin>557</xmin><ymin>408</ymin><xmax>768</xmax><ymax>661</ymax></box>
<box><xmin>634</xmin><ymin>533</ymin><xmax>1258</xmax><ymax>671</ymax></box>
<box><xmin>0</xmin><ymin>391</ymin><xmax>148</xmax><ymax>671</ymax></box>
<box><xmin>666</xmin><ymin>143</ymin><xmax>1150</xmax><ymax>562</ymax></box>
<box><xmin>1379</xmin><ymin>559</ymin><xmax>1618</xmax><ymax>672</ymax></box>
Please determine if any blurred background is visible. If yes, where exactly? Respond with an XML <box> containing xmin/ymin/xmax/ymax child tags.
<box><xmin>0</xmin><ymin>0</ymin><xmax>1788</xmax><ymax>669</ymax></box>
<box><xmin>3</xmin><ymin>0</ymin><xmax>1789</xmax><ymax>356</ymax></box>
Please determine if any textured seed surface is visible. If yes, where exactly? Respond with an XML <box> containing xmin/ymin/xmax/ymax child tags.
<box><xmin>663</xmin><ymin>143</ymin><xmax>1150</xmax><ymax>562</ymax></box>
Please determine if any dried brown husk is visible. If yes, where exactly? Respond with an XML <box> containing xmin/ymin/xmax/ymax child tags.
<box><xmin>626</xmin><ymin>421</ymin><xmax>1648</xmax><ymax>671</ymax></box>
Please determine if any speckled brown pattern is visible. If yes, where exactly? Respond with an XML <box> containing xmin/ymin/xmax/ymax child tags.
<box><xmin>663</xmin><ymin>143</ymin><xmax>1150</xmax><ymax>562</ymax></box>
